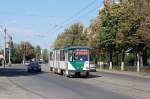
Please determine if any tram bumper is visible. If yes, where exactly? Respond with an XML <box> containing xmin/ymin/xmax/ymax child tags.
<box><xmin>68</xmin><ymin>70</ymin><xmax>89</xmax><ymax>77</ymax></box>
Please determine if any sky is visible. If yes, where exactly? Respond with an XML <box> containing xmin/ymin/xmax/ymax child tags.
<box><xmin>0</xmin><ymin>0</ymin><xmax>104</xmax><ymax>49</ymax></box>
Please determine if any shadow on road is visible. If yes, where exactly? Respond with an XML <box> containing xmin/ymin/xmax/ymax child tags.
<box><xmin>0</xmin><ymin>68</ymin><xmax>45</xmax><ymax>77</ymax></box>
<box><xmin>87</xmin><ymin>74</ymin><xmax>102</xmax><ymax>79</ymax></box>
<box><xmin>71</xmin><ymin>73</ymin><xmax>102</xmax><ymax>79</ymax></box>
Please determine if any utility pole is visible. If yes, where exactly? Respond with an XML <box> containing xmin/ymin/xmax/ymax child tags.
<box><xmin>3</xmin><ymin>28</ymin><xmax>6</xmax><ymax>68</ymax></box>
<box><xmin>8</xmin><ymin>46</ymin><xmax>11</xmax><ymax>66</ymax></box>
<box><xmin>8</xmin><ymin>35</ymin><xmax>12</xmax><ymax>67</ymax></box>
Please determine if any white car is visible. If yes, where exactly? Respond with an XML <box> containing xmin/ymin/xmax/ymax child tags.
<box><xmin>89</xmin><ymin>62</ymin><xmax>96</xmax><ymax>72</ymax></box>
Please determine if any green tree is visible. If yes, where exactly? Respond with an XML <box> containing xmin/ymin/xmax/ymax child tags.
<box><xmin>19</xmin><ymin>41</ymin><xmax>35</xmax><ymax>63</ymax></box>
<box><xmin>100</xmin><ymin>0</ymin><xmax>150</xmax><ymax>71</ymax></box>
<box><xmin>53</xmin><ymin>23</ymin><xmax>86</xmax><ymax>48</ymax></box>
<box><xmin>100</xmin><ymin>5</ymin><xmax>119</xmax><ymax>69</ymax></box>
<box><xmin>34</xmin><ymin>45</ymin><xmax>41</xmax><ymax>61</ymax></box>
<box><xmin>113</xmin><ymin>1</ymin><xmax>140</xmax><ymax>70</ymax></box>
<box><xmin>42</xmin><ymin>49</ymin><xmax>48</xmax><ymax>62</ymax></box>
<box><xmin>11</xmin><ymin>44</ymin><xmax>23</xmax><ymax>63</ymax></box>
<box><xmin>127</xmin><ymin>0</ymin><xmax>150</xmax><ymax>71</ymax></box>
<box><xmin>88</xmin><ymin>17</ymin><xmax>102</xmax><ymax>64</ymax></box>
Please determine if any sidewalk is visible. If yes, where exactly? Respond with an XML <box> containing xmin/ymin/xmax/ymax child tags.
<box><xmin>0</xmin><ymin>77</ymin><xmax>28</xmax><ymax>99</ymax></box>
<box><xmin>97</xmin><ymin>69</ymin><xmax>150</xmax><ymax>78</ymax></box>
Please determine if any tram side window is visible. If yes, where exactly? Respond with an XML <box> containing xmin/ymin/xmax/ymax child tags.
<box><xmin>49</xmin><ymin>52</ymin><xmax>53</xmax><ymax>61</ymax></box>
<box><xmin>65</xmin><ymin>51</ymin><xmax>68</xmax><ymax>61</ymax></box>
<box><xmin>60</xmin><ymin>50</ymin><xmax>65</xmax><ymax>61</ymax></box>
<box><xmin>68</xmin><ymin>50</ymin><xmax>73</xmax><ymax>61</ymax></box>
<box><xmin>56</xmin><ymin>51</ymin><xmax>60</xmax><ymax>61</ymax></box>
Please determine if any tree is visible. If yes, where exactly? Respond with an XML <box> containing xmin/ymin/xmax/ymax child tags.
<box><xmin>100</xmin><ymin>0</ymin><xmax>150</xmax><ymax>71</ymax></box>
<box><xmin>100</xmin><ymin>5</ymin><xmax>119</xmax><ymax>70</ymax></box>
<box><xmin>42</xmin><ymin>49</ymin><xmax>48</xmax><ymax>62</ymax></box>
<box><xmin>11</xmin><ymin>44</ymin><xmax>23</xmax><ymax>63</ymax></box>
<box><xmin>19</xmin><ymin>41</ymin><xmax>35</xmax><ymax>64</ymax></box>
<box><xmin>68</xmin><ymin>23</ymin><xmax>84</xmax><ymax>45</ymax></box>
<box><xmin>53</xmin><ymin>23</ymin><xmax>86</xmax><ymax>48</ymax></box>
<box><xmin>127</xmin><ymin>0</ymin><xmax>150</xmax><ymax>71</ymax></box>
<box><xmin>88</xmin><ymin>17</ymin><xmax>102</xmax><ymax>65</ymax></box>
<box><xmin>34</xmin><ymin>45</ymin><xmax>41</xmax><ymax>61</ymax></box>
<box><xmin>113</xmin><ymin>1</ymin><xmax>140</xmax><ymax>70</ymax></box>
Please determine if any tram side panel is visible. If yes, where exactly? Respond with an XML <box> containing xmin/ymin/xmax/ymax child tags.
<box><xmin>50</xmin><ymin>50</ymin><xmax>67</xmax><ymax>73</ymax></box>
<box><xmin>49</xmin><ymin>51</ymin><xmax>55</xmax><ymax>71</ymax></box>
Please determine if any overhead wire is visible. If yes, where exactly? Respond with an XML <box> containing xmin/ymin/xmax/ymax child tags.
<box><xmin>52</xmin><ymin>5</ymin><xmax>100</xmax><ymax>34</ymax></box>
<box><xmin>50</xmin><ymin>0</ymin><xmax>98</xmax><ymax>33</ymax></box>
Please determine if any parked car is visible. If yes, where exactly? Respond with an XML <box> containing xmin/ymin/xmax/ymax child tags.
<box><xmin>27</xmin><ymin>61</ymin><xmax>41</xmax><ymax>72</ymax></box>
<box><xmin>89</xmin><ymin>62</ymin><xmax>96</xmax><ymax>72</ymax></box>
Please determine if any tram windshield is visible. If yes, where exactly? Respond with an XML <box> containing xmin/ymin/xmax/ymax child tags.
<box><xmin>69</xmin><ymin>49</ymin><xmax>89</xmax><ymax>62</ymax></box>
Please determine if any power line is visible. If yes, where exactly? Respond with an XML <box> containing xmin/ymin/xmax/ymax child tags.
<box><xmin>60</xmin><ymin>0</ymin><xmax>97</xmax><ymax>25</ymax></box>
<box><xmin>52</xmin><ymin>5</ymin><xmax>100</xmax><ymax>34</ymax></box>
<box><xmin>50</xmin><ymin>0</ymin><xmax>97</xmax><ymax>32</ymax></box>
<box><xmin>76</xmin><ymin>6</ymin><xmax>100</xmax><ymax>21</ymax></box>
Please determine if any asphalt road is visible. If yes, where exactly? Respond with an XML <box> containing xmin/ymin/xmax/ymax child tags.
<box><xmin>0</xmin><ymin>65</ymin><xmax>137</xmax><ymax>99</ymax></box>
<box><xmin>93</xmin><ymin>71</ymin><xmax>150</xmax><ymax>82</ymax></box>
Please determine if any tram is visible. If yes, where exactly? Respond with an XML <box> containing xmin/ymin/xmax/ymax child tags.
<box><xmin>49</xmin><ymin>46</ymin><xmax>90</xmax><ymax>77</ymax></box>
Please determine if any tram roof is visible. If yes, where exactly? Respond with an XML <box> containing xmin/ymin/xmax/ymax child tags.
<box><xmin>64</xmin><ymin>45</ymin><xmax>90</xmax><ymax>50</ymax></box>
<box><xmin>52</xmin><ymin>46</ymin><xmax>90</xmax><ymax>51</ymax></box>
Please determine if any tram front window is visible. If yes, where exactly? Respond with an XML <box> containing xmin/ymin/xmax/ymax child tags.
<box><xmin>69</xmin><ymin>49</ymin><xmax>89</xmax><ymax>62</ymax></box>
<box><xmin>74</xmin><ymin>55</ymin><xmax>88</xmax><ymax>61</ymax></box>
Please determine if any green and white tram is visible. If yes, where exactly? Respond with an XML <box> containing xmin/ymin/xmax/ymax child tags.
<box><xmin>49</xmin><ymin>46</ymin><xmax>90</xmax><ymax>77</ymax></box>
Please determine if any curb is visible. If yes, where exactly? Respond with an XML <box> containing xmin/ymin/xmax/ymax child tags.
<box><xmin>96</xmin><ymin>69</ymin><xmax>150</xmax><ymax>79</ymax></box>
